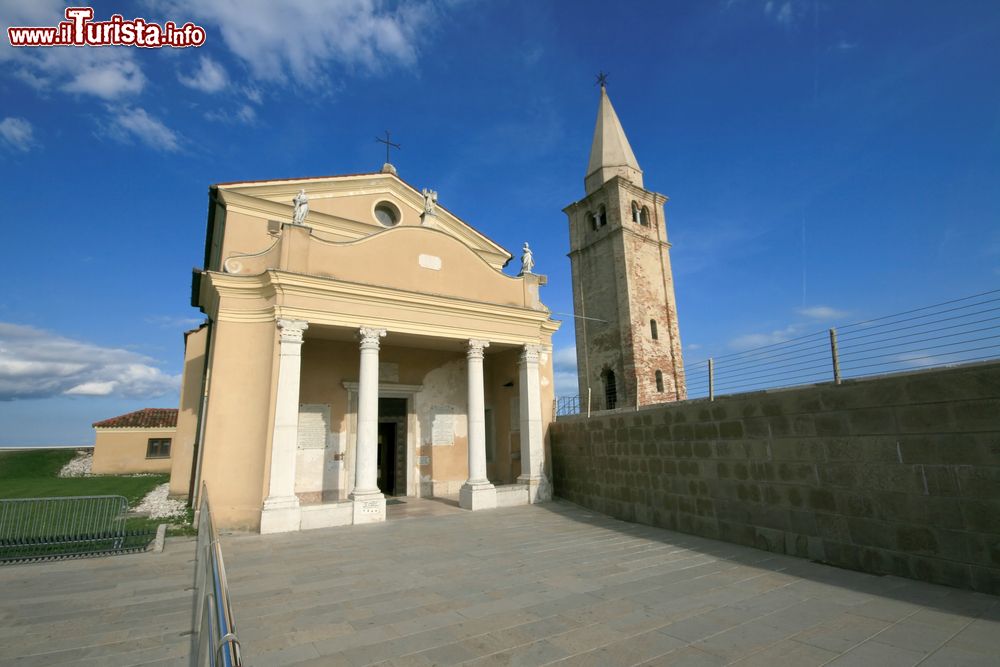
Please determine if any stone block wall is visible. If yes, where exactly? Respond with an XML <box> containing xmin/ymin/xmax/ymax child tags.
<box><xmin>550</xmin><ymin>361</ymin><xmax>1000</xmax><ymax>593</ymax></box>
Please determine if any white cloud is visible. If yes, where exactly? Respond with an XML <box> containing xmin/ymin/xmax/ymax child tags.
<box><xmin>552</xmin><ymin>345</ymin><xmax>579</xmax><ymax>396</ymax></box>
<box><xmin>144</xmin><ymin>315</ymin><xmax>205</xmax><ymax>329</ymax></box>
<box><xmin>106</xmin><ymin>107</ymin><xmax>182</xmax><ymax>152</ymax></box>
<box><xmin>1</xmin><ymin>2</ymin><xmax>145</xmax><ymax>100</ymax></box>
<box><xmin>178</xmin><ymin>56</ymin><xmax>229</xmax><ymax>92</ymax></box>
<box><xmin>4</xmin><ymin>31</ymin><xmax>145</xmax><ymax>100</ymax></box>
<box><xmin>204</xmin><ymin>103</ymin><xmax>258</xmax><ymax>125</ymax></box>
<box><xmin>65</xmin><ymin>381</ymin><xmax>116</xmax><ymax>396</ymax></box>
<box><xmin>0</xmin><ymin>117</ymin><xmax>35</xmax><ymax>152</ymax></box>
<box><xmin>835</xmin><ymin>40</ymin><xmax>858</xmax><ymax>51</ymax></box>
<box><xmin>797</xmin><ymin>305</ymin><xmax>848</xmax><ymax>320</ymax></box>
<box><xmin>237</xmin><ymin>105</ymin><xmax>257</xmax><ymax>123</ymax></box>
<box><xmin>0</xmin><ymin>323</ymin><xmax>180</xmax><ymax>400</ymax></box>
<box><xmin>763</xmin><ymin>0</ymin><xmax>799</xmax><ymax>26</ymax></box>
<box><xmin>728</xmin><ymin>323</ymin><xmax>806</xmax><ymax>351</ymax></box>
<box><xmin>165</xmin><ymin>0</ymin><xmax>436</xmax><ymax>87</ymax></box>
<box><xmin>60</xmin><ymin>54</ymin><xmax>145</xmax><ymax>99</ymax></box>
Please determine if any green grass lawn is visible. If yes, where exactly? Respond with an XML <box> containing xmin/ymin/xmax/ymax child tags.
<box><xmin>0</xmin><ymin>449</ymin><xmax>196</xmax><ymax>546</ymax></box>
<box><xmin>0</xmin><ymin>449</ymin><xmax>167</xmax><ymax>506</ymax></box>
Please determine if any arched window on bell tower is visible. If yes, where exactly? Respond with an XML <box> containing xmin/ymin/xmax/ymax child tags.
<box><xmin>650</xmin><ymin>319</ymin><xmax>658</xmax><ymax>340</ymax></box>
<box><xmin>655</xmin><ymin>370</ymin><xmax>664</xmax><ymax>393</ymax></box>
<box><xmin>603</xmin><ymin>369</ymin><xmax>617</xmax><ymax>409</ymax></box>
<box><xmin>631</xmin><ymin>201</ymin><xmax>639</xmax><ymax>223</ymax></box>
<box><xmin>639</xmin><ymin>206</ymin><xmax>650</xmax><ymax>226</ymax></box>
<box><xmin>598</xmin><ymin>205</ymin><xmax>607</xmax><ymax>227</ymax></box>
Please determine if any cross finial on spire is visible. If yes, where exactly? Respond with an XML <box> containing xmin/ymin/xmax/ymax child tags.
<box><xmin>375</xmin><ymin>130</ymin><xmax>401</xmax><ymax>165</ymax></box>
<box><xmin>595</xmin><ymin>71</ymin><xmax>609</xmax><ymax>88</ymax></box>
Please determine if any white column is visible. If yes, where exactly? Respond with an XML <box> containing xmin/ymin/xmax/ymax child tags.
<box><xmin>460</xmin><ymin>339</ymin><xmax>497</xmax><ymax>511</ymax></box>
<box><xmin>260</xmin><ymin>318</ymin><xmax>308</xmax><ymax>533</ymax></box>
<box><xmin>517</xmin><ymin>344</ymin><xmax>552</xmax><ymax>502</ymax></box>
<box><xmin>351</xmin><ymin>326</ymin><xmax>387</xmax><ymax>524</ymax></box>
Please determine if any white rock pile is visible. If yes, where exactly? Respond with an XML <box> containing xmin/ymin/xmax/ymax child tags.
<box><xmin>133</xmin><ymin>483</ymin><xmax>187</xmax><ymax>520</ymax></box>
<box><xmin>58</xmin><ymin>449</ymin><xmax>93</xmax><ymax>477</ymax></box>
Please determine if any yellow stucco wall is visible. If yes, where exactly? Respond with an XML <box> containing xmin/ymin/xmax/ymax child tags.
<box><xmin>196</xmin><ymin>318</ymin><xmax>278</xmax><ymax>531</ymax></box>
<box><xmin>92</xmin><ymin>428</ymin><xmax>175</xmax><ymax>474</ymax></box>
<box><xmin>168</xmin><ymin>325</ymin><xmax>208</xmax><ymax>499</ymax></box>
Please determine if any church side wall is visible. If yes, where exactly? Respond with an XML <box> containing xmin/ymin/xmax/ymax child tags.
<box><xmin>169</xmin><ymin>325</ymin><xmax>208</xmax><ymax>499</ymax></box>
<box><xmin>551</xmin><ymin>361</ymin><xmax>1000</xmax><ymax>594</ymax></box>
<box><xmin>199</xmin><ymin>319</ymin><xmax>277</xmax><ymax>531</ymax></box>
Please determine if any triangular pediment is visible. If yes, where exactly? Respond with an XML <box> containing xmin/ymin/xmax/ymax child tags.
<box><xmin>214</xmin><ymin>171</ymin><xmax>511</xmax><ymax>270</ymax></box>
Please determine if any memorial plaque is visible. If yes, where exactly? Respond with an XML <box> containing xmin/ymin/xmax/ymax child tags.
<box><xmin>297</xmin><ymin>404</ymin><xmax>330</xmax><ymax>449</ymax></box>
<box><xmin>431</xmin><ymin>406</ymin><xmax>456</xmax><ymax>445</ymax></box>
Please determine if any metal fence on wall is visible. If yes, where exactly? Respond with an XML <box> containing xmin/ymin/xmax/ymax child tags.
<box><xmin>557</xmin><ymin>288</ymin><xmax>1000</xmax><ymax>416</ymax></box>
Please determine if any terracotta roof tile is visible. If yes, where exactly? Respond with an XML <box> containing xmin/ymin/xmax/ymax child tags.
<box><xmin>92</xmin><ymin>408</ymin><xmax>178</xmax><ymax>429</ymax></box>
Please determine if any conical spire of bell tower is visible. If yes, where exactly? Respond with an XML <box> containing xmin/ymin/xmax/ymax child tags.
<box><xmin>585</xmin><ymin>80</ymin><xmax>643</xmax><ymax>195</ymax></box>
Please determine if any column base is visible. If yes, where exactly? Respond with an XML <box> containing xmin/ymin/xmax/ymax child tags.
<box><xmin>517</xmin><ymin>475</ymin><xmax>552</xmax><ymax>503</ymax></box>
<box><xmin>350</xmin><ymin>490</ymin><xmax>386</xmax><ymax>524</ymax></box>
<box><xmin>459</xmin><ymin>481</ymin><xmax>497</xmax><ymax>511</ymax></box>
<box><xmin>260</xmin><ymin>495</ymin><xmax>301</xmax><ymax>534</ymax></box>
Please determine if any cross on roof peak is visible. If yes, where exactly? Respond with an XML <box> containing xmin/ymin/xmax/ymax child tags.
<box><xmin>375</xmin><ymin>130</ymin><xmax>400</xmax><ymax>165</ymax></box>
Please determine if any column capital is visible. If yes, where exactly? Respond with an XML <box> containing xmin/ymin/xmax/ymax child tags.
<box><xmin>276</xmin><ymin>318</ymin><xmax>308</xmax><ymax>344</ymax></box>
<box><xmin>519</xmin><ymin>344</ymin><xmax>543</xmax><ymax>365</ymax></box>
<box><xmin>467</xmin><ymin>339</ymin><xmax>490</xmax><ymax>359</ymax></box>
<box><xmin>359</xmin><ymin>327</ymin><xmax>387</xmax><ymax>350</ymax></box>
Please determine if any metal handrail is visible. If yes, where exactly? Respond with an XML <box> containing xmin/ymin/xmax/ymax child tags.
<box><xmin>192</xmin><ymin>483</ymin><xmax>242</xmax><ymax>667</ymax></box>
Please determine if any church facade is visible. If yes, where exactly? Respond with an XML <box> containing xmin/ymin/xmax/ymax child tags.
<box><xmin>564</xmin><ymin>84</ymin><xmax>686</xmax><ymax>410</ymax></box>
<box><xmin>168</xmin><ymin>167</ymin><xmax>559</xmax><ymax>532</ymax></box>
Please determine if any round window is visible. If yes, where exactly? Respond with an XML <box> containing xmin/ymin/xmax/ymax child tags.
<box><xmin>374</xmin><ymin>201</ymin><xmax>400</xmax><ymax>227</ymax></box>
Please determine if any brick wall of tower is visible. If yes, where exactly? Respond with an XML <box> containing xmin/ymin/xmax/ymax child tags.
<box><xmin>611</xmin><ymin>184</ymin><xmax>685</xmax><ymax>406</ymax></box>
<box><xmin>623</xmin><ymin>197</ymin><xmax>685</xmax><ymax>404</ymax></box>
<box><xmin>566</xmin><ymin>176</ymin><xmax>686</xmax><ymax>410</ymax></box>
<box><xmin>568</xmin><ymin>194</ymin><xmax>632</xmax><ymax>409</ymax></box>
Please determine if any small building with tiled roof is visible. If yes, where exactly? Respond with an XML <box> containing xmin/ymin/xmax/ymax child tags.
<box><xmin>92</xmin><ymin>408</ymin><xmax>177</xmax><ymax>475</ymax></box>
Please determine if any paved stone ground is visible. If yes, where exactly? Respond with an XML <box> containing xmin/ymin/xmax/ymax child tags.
<box><xmin>1</xmin><ymin>500</ymin><xmax>999</xmax><ymax>666</ymax></box>
<box><xmin>225</xmin><ymin>500</ymin><xmax>999</xmax><ymax>666</ymax></box>
<box><xmin>0</xmin><ymin>539</ymin><xmax>195</xmax><ymax>666</ymax></box>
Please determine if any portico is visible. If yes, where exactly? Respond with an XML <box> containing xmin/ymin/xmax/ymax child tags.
<box><xmin>258</xmin><ymin>317</ymin><xmax>552</xmax><ymax>533</ymax></box>
<box><xmin>172</xmin><ymin>168</ymin><xmax>560</xmax><ymax>532</ymax></box>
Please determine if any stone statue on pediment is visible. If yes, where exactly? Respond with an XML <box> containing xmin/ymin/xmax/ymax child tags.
<box><xmin>421</xmin><ymin>188</ymin><xmax>438</xmax><ymax>217</ymax></box>
<box><xmin>292</xmin><ymin>189</ymin><xmax>309</xmax><ymax>224</ymax></box>
<box><xmin>520</xmin><ymin>242</ymin><xmax>535</xmax><ymax>275</ymax></box>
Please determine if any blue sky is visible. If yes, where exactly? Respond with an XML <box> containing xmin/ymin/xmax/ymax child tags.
<box><xmin>1</xmin><ymin>0</ymin><xmax>998</xmax><ymax>444</ymax></box>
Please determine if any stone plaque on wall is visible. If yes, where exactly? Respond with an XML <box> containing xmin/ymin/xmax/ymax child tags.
<box><xmin>297</xmin><ymin>404</ymin><xmax>330</xmax><ymax>449</ymax></box>
<box><xmin>510</xmin><ymin>396</ymin><xmax>520</xmax><ymax>431</ymax></box>
<box><xmin>379</xmin><ymin>362</ymin><xmax>399</xmax><ymax>382</ymax></box>
<box><xmin>431</xmin><ymin>405</ymin><xmax>456</xmax><ymax>445</ymax></box>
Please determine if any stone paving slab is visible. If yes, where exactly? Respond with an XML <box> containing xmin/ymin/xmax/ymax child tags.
<box><xmin>1</xmin><ymin>499</ymin><xmax>999</xmax><ymax>666</ymax></box>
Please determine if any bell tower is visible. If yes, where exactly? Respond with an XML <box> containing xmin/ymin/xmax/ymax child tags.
<box><xmin>564</xmin><ymin>81</ymin><xmax>685</xmax><ymax>409</ymax></box>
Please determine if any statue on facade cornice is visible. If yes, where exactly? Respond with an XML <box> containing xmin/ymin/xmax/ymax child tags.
<box><xmin>292</xmin><ymin>189</ymin><xmax>309</xmax><ymax>225</ymax></box>
<box><xmin>520</xmin><ymin>242</ymin><xmax>535</xmax><ymax>275</ymax></box>
<box><xmin>421</xmin><ymin>188</ymin><xmax>438</xmax><ymax>217</ymax></box>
